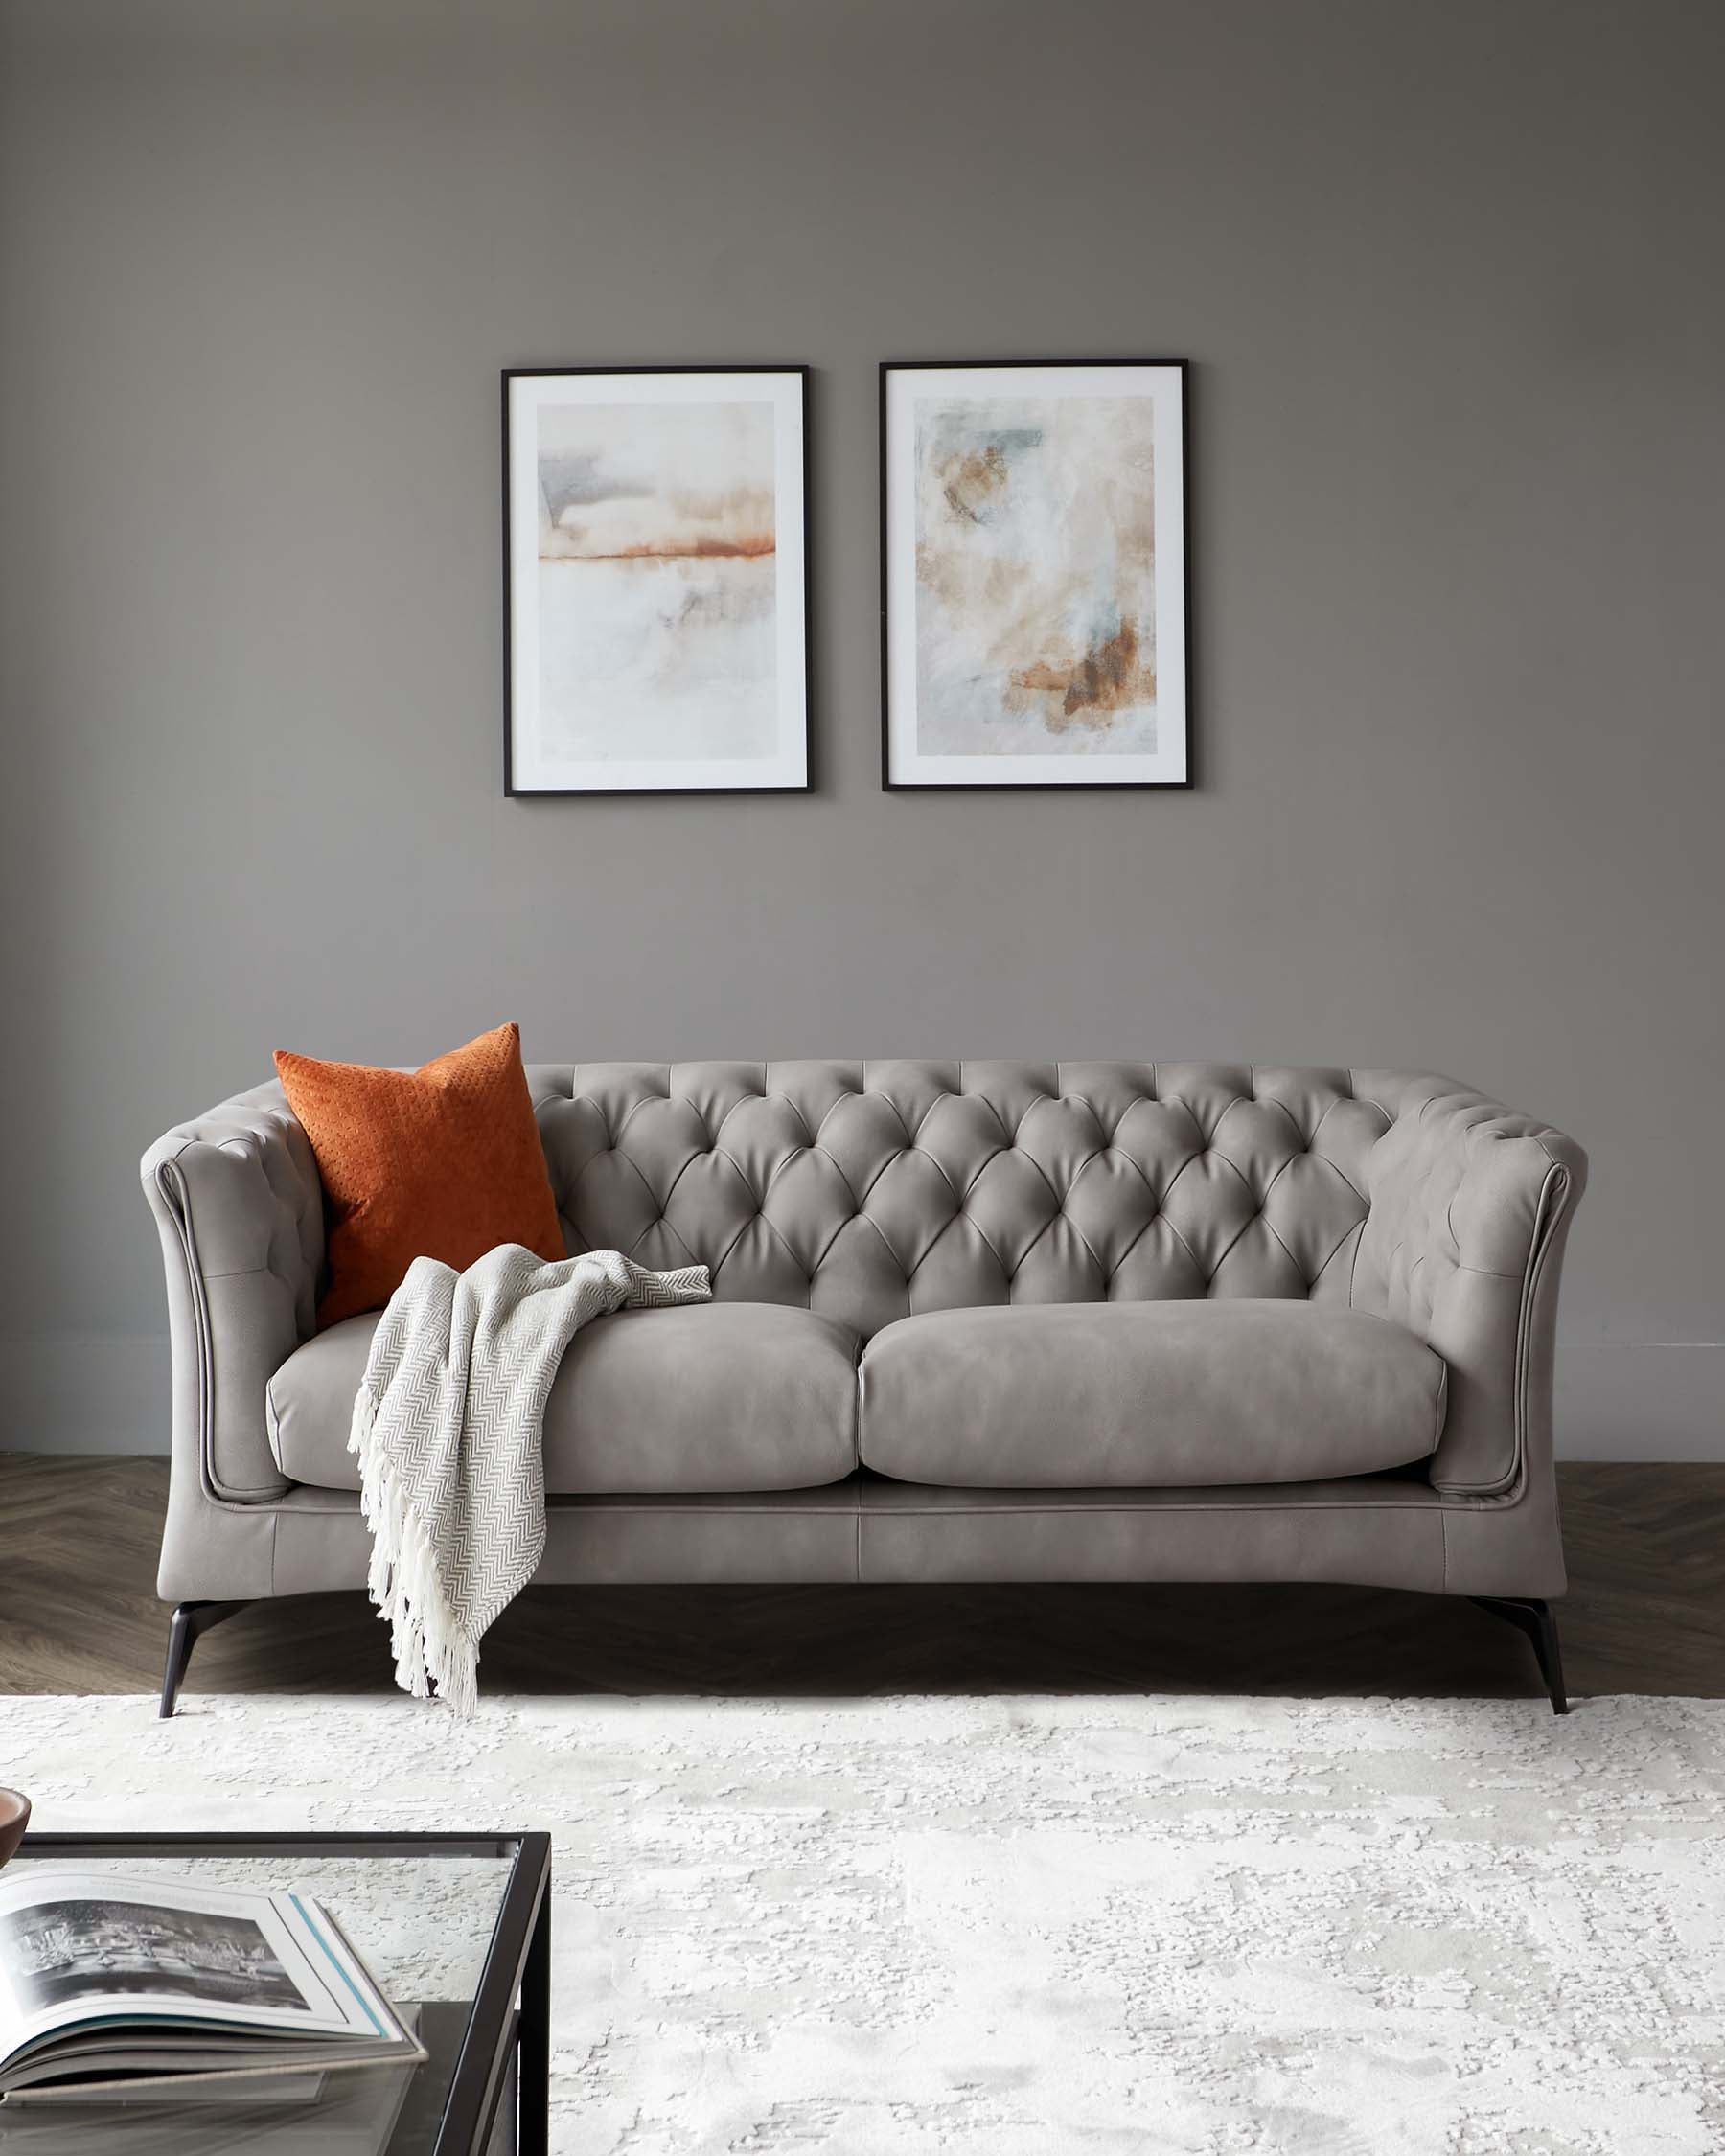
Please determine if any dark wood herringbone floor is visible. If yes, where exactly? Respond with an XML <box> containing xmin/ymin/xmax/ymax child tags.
<box><xmin>0</xmin><ymin>1458</ymin><xmax>1719</xmax><ymax>1706</ymax></box>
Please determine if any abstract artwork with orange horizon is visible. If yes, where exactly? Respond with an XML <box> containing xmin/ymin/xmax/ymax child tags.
<box><xmin>883</xmin><ymin>361</ymin><xmax>1189</xmax><ymax>789</ymax></box>
<box><xmin>505</xmin><ymin>368</ymin><xmax>809</xmax><ymax>792</ymax></box>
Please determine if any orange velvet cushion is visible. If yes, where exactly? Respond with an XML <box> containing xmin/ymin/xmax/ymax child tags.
<box><xmin>275</xmin><ymin>1022</ymin><xmax>565</xmax><ymax>1330</ymax></box>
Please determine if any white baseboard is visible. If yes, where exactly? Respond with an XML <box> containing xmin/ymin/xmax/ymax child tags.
<box><xmin>0</xmin><ymin>1334</ymin><xmax>1721</xmax><ymax>1462</ymax></box>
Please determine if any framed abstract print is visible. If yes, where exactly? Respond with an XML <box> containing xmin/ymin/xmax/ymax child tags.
<box><xmin>504</xmin><ymin>366</ymin><xmax>810</xmax><ymax>794</ymax></box>
<box><xmin>881</xmin><ymin>359</ymin><xmax>1190</xmax><ymax>789</ymax></box>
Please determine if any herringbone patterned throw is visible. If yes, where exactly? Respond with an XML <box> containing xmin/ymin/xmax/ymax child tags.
<box><xmin>349</xmin><ymin>1243</ymin><xmax>711</xmax><ymax>1710</ymax></box>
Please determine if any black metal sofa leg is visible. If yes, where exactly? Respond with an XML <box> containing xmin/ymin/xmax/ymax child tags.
<box><xmin>1468</xmin><ymin>1596</ymin><xmax>1569</xmax><ymax>1714</ymax></box>
<box><xmin>158</xmin><ymin>1600</ymin><xmax>248</xmax><ymax>1718</ymax></box>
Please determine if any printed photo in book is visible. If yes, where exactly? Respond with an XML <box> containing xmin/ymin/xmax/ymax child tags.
<box><xmin>0</xmin><ymin>1869</ymin><xmax>425</xmax><ymax>2103</ymax></box>
<box><xmin>3</xmin><ymin>1897</ymin><xmax>306</xmax><ymax>2013</ymax></box>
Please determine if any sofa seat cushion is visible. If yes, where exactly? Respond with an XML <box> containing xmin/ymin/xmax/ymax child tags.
<box><xmin>858</xmin><ymin>1300</ymin><xmax>1446</xmax><ymax>1488</ymax></box>
<box><xmin>267</xmin><ymin>1299</ymin><xmax>862</xmax><ymax>1494</ymax></box>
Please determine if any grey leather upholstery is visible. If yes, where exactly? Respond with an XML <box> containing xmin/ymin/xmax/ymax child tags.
<box><xmin>533</xmin><ymin>1062</ymin><xmax>1391</xmax><ymax>1327</ymax></box>
<box><xmin>142</xmin><ymin>1085</ymin><xmax>322</xmax><ymax>1502</ymax></box>
<box><xmin>860</xmin><ymin>1302</ymin><xmax>1446</xmax><ymax>1487</ymax></box>
<box><xmin>268</xmin><ymin>1301</ymin><xmax>862</xmax><ymax>1495</ymax></box>
<box><xmin>143</xmin><ymin>1063</ymin><xmax>1586</xmax><ymax>1611</ymax></box>
<box><xmin>257</xmin><ymin>1477</ymin><xmax>1563</xmax><ymax>1600</ymax></box>
<box><xmin>1352</xmin><ymin>1096</ymin><xmax>1579</xmax><ymax>1496</ymax></box>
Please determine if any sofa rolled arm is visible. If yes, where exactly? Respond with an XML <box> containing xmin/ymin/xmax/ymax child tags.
<box><xmin>1351</xmin><ymin>1082</ymin><xmax>1587</xmax><ymax>1498</ymax></box>
<box><xmin>141</xmin><ymin>1082</ymin><xmax>325</xmax><ymax>1503</ymax></box>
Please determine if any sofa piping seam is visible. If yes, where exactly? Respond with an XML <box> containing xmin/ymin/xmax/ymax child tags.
<box><xmin>551</xmin><ymin>1494</ymin><xmax>1465</xmax><ymax>1518</ymax></box>
<box><xmin>1428</xmin><ymin>1161</ymin><xmax>1570</xmax><ymax>1502</ymax></box>
<box><xmin>155</xmin><ymin>1160</ymin><xmax>291</xmax><ymax>1508</ymax></box>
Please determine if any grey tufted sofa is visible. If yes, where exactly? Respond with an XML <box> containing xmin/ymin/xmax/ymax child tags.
<box><xmin>143</xmin><ymin>1062</ymin><xmax>1586</xmax><ymax>1713</ymax></box>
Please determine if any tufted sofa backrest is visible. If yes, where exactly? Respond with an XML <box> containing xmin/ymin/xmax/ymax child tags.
<box><xmin>529</xmin><ymin>1062</ymin><xmax>1440</xmax><ymax>1342</ymax></box>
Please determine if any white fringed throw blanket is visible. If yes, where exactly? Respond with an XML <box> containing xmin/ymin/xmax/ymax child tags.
<box><xmin>349</xmin><ymin>1243</ymin><xmax>711</xmax><ymax>1711</ymax></box>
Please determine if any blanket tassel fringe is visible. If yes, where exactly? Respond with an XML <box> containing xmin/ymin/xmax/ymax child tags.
<box><xmin>349</xmin><ymin>1381</ymin><xmax>479</xmax><ymax>1715</ymax></box>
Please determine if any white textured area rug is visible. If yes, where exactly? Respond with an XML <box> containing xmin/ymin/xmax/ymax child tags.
<box><xmin>3</xmin><ymin>1694</ymin><xmax>1722</xmax><ymax>2154</ymax></box>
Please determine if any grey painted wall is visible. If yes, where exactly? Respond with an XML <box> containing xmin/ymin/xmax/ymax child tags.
<box><xmin>2</xmin><ymin>0</ymin><xmax>1722</xmax><ymax>1458</ymax></box>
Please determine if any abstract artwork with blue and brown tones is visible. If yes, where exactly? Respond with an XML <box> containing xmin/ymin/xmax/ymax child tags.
<box><xmin>884</xmin><ymin>362</ymin><xmax>1188</xmax><ymax>788</ymax></box>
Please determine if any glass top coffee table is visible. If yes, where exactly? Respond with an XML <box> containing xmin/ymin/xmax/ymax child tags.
<box><xmin>0</xmin><ymin>1832</ymin><xmax>550</xmax><ymax>2156</ymax></box>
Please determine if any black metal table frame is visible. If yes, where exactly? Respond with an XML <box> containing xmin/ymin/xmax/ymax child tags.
<box><xmin>14</xmin><ymin>1830</ymin><xmax>551</xmax><ymax>2156</ymax></box>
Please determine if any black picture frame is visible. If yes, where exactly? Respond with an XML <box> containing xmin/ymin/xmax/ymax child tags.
<box><xmin>879</xmin><ymin>357</ymin><xmax>1194</xmax><ymax>791</ymax></box>
<box><xmin>502</xmin><ymin>364</ymin><xmax>814</xmax><ymax>797</ymax></box>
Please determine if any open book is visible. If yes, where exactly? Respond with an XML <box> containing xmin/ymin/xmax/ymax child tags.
<box><xmin>0</xmin><ymin>1869</ymin><xmax>426</xmax><ymax>2102</ymax></box>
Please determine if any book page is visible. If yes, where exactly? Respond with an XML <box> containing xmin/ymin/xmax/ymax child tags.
<box><xmin>0</xmin><ymin>1872</ymin><xmax>377</xmax><ymax>2068</ymax></box>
